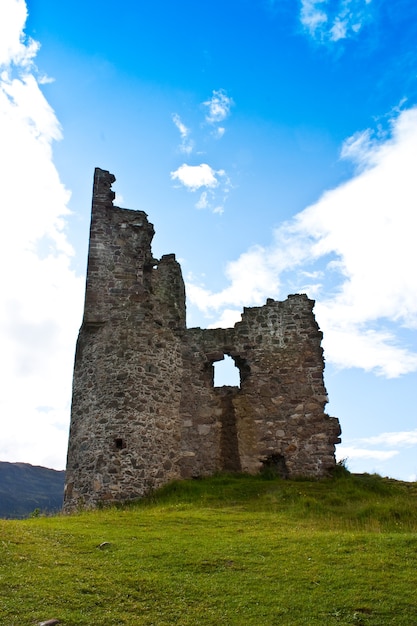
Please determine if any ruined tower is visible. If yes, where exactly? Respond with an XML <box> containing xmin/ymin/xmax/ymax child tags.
<box><xmin>64</xmin><ymin>168</ymin><xmax>341</xmax><ymax>511</ymax></box>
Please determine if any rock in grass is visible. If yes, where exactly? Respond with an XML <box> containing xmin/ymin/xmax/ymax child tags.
<box><xmin>39</xmin><ymin>620</ymin><xmax>60</xmax><ymax>626</ymax></box>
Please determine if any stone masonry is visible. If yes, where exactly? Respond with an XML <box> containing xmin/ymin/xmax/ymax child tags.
<box><xmin>63</xmin><ymin>168</ymin><xmax>341</xmax><ymax>511</ymax></box>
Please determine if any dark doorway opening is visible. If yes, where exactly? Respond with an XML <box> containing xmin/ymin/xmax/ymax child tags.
<box><xmin>261</xmin><ymin>453</ymin><xmax>289</xmax><ymax>479</ymax></box>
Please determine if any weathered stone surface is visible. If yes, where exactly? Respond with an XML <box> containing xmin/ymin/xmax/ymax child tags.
<box><xmin>63</xmin><ymin>168</ymin><xmax>341</xmax><ymax>511</ymax></box>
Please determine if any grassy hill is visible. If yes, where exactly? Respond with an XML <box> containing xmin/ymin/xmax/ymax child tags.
<box><xmin>1</xmin><ymin>471</ymin><xmax>417</xmax><ymax>625</ymax></box>
<box><xmin>0</xmin><ymin>461</ymin><xmax>65</xmax><ymax>518</ymax></box>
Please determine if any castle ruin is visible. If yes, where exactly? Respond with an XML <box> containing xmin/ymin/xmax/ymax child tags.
<box><xmin>63</xmin><ymin>168</ymin><xmax>341</xmax><ymax>511</ymax></box>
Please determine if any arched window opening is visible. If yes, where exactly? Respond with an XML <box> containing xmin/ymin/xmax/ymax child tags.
<box><xmin>214</xmin><ymin>355</ymin><xmax>240</xmax><ymax>387</ymax></box>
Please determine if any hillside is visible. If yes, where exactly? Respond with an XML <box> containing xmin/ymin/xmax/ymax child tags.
<box><xmin>0</xmin><ymin>461</ymin><xmax>65</xmax><ymax>518</ymax></box>
<box><xmin>1</xmin><ymin>472</ymin><xmax>417</xmax><ymax>625</ymax></box>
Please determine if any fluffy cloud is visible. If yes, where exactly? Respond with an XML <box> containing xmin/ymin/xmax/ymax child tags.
<box><xmin>203</xmin><ymin>89</ymin><xmax>234</xmax><ymax>124</ymax></box>
<box><xmin>300</xmin><ymin>0</ymin><xmax>373</xmax><ymax>43</ymax></box>
<box><xmin>187</xmin><ymin>245</ymin><xmax>280</xmax><ymax>312</ymax></box>
<box><xmin>170</xmin><ymin>160</ymin><xmax>231</xmax><ymax>213</ymax></box>
<box><xmin>187</xmin><ymin>106</ymin><xmax>417</xmax><ymax>378</ymax></box>
<box><xmin>170</xmin><ymin>163</ymin><xmax>225</xmax><ymax>191</ymax></box>
<box><xmin>0</xmin><ymin>0</ymin><xmax>38</xmax><ymax>66</ymax></box>
<box><xmin>0</xmin><ymin>1</ymin><xmax>83</xmax><ymax>469</ymax></box>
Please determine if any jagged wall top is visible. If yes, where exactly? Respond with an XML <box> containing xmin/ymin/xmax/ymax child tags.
<box><xmin>93</xmin><ymin>167</ymin><xmax>116</xmax><ymax>206</ymax></box>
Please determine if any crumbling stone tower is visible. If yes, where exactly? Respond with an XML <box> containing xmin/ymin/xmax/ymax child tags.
<box><xmin>64</xmin><ymin>168</ymin><xmax>341</xmax><ymax>511</ymax></box>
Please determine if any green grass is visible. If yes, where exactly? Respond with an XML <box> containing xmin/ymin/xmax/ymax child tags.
<box><xmin>1</xmin><ymin>472</ymin><xmax>417</xmax><ymax>625</ymax></box>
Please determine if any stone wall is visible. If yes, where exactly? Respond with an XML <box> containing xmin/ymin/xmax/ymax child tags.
<box><xmin>64</xmin><ymin>168</ymin><xmax>341</xmax><ymax>511</ymax></box>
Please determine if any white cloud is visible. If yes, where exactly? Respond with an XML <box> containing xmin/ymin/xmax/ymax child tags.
<box><xmin>300</xmin><ymin>0</ymin><xmax>373</xmax><ymax>43</ymax></box>
<box><xmin>336</xmin><ymin>447</ymin><xmax>398</xmax><ymax>461</ymax></box>
<box><xmin>38</xmin><ymin>74</ymin><xmax>55</xmax><ymax>85</ymax></box>
<box><xmin>316</xmin><ymin>321</ymin><xmax>417</xmax><ymax>378</ymax></box>
<box><xmin>363</xmin><ymin>429</ymin><xmax>417</xmax><ymax>447</ymax></box>
<box><xmin>196</xmin><ymin>191</ymin><xmax>209</xmax><ymax>209</ymax></box>
<box><xmin>170</xmin><ymin>161</ymin><xmax>231</xmax><ymax>213</ymax></box>
<box><xmin>0</xmin><ymin>1</ymin><xmax>83</xmax><ymax>469</ymax></box>
<box><xmin>195</xmin><ymin>187</ymin><xmax>228</xmax><ymax>214</ymax></box>
<box><xmin>114</xmin><ymin>192</ymin><xmax>125</xmax><ymax>206</ymax></box>
<box><xmin>170</xmin><ymin>91</ymin><xmax>233</xmax><ymax>212</ymax></box>
<box><xmin>203</xmin><ymin>89</ymin><xmax>234</xmax><ymax>124</ymax></box>
<box><xmin>208</xmin><ymin>309</ymin><xmax>242</xmax><ymax>329</ymax></box>
<box><xmin>300</xmin><ymin>0</ymin><xmax>328</xmax><ymax>39</ymax></box>
<box><xmin>172</xmin><ymin>113</ymin><xmax>193</xmax><ymax>154</ymax></box>
<box><xmin>340</xmin><ymin>128</ymin><xmax>375</xmax><ymax>169</ymax></box>
<box><xmin>336</xmin><ymin>428</ymin><xmax>417</xmax><ymax>471</ymax></box>
<box><xmin>172</xmin><ymin>112</ymin><xmax>188</xmax><ymax>139</ymax></box>
<box><xmin>171</xmin><ymin>163</ymin><xmax>223</xmax><ymax>191</ymax></box>
<box><xmin>186</xmin><ymin>106</ymin><xmax>417</xmax><ymax>378</ymax></box>
<box><xmin>0</xmin><ymin>0</ymin><xmax>38</xmax><ymax>67</ymax></box>
<box><xmin>187</xmin><ymin>245</ymin><xmax>280</xmax><ymax>311</ymax></box>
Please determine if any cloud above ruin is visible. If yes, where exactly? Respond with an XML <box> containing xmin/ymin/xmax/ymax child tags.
<box><xmin>187</xmin><ymin>106</ymin><xmax>417</xmax><ymax>378</ymax></box>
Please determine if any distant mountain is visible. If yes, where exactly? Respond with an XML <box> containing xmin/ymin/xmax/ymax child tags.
<box><xmin>0</xmin><ymin>462</ymin><xmax>65</xmax><ymax>518</ymax></box>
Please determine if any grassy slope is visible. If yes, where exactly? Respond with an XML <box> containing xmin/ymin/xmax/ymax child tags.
<box><xmin>1</xmin><ymin>472</ymin><xmax>417</xmax><ymax>625</ymax></box>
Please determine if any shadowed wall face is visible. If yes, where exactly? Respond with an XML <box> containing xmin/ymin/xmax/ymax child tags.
<box><xmin>64</xmin><ymin>169</ymin><xmax>341</xmax><ymax>511</ymax></box>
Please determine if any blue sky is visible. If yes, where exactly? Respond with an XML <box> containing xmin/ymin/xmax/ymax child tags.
<box><xmin>1</xmin><ymin>0</ymin><xmax>416</xmax><ymax>479</ymax></box>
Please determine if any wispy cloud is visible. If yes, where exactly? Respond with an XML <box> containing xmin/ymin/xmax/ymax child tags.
<box><xmin>300</xmin><ymin>0</ymin><xmax>328</xmax><ymax>39</ymax></box>
<box><xmin>364</xmin><ymin>429</ymin><xmax>417</xmax><ymax>447</ymax></box>
<box><xmin>337</xmin><ymin>428</ymin><xmax>417</xmax><ymax>475</ymax></box>
<box><xmin>170</xmin><ymin>89</ymin><xmax>234</xmax><ymax>212</ymax></box>
<box><xmin>300</xmin><ymin>0</ymin><xmax>373</xmax><ymax>43</ymax></box>
<box><xmin>172</xmin><ymin>113</ymin><xmax>193</xmax><ymax>154</ymax></box>
<box><xmin>203</xmin><ymin>89</ymin><xmax>234</xmax><ymax>125</ymax></box>
<box><xmin>337</xmin><ymin>447</ymin><xmax>398</xmax><ymax>461</ymax></box>
<box><xmin>0</xmin><ymin>0</ymin><xmax>83</xmax><ymax>469</ymax></box>
<box><xmin>187</xmin><ymin>106</ymin><xmax>417</xmax><ymax>378</ymax></box>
